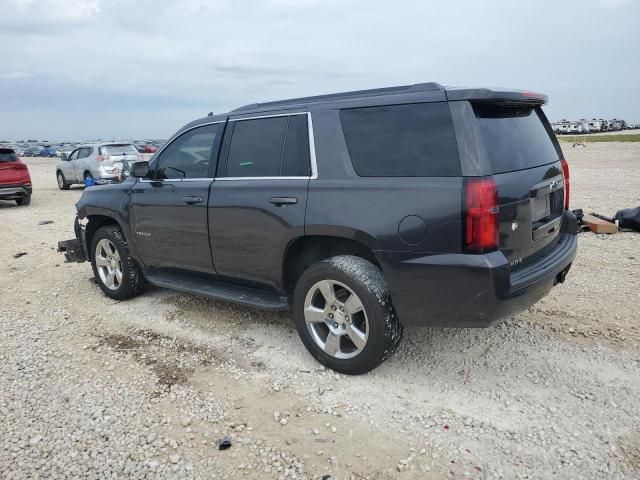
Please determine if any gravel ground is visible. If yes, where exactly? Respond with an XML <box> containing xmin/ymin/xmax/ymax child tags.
<box><xmin>1</xmin><ymin>143</ymin><xmax>639</xmax><ymax>479</ymax></box>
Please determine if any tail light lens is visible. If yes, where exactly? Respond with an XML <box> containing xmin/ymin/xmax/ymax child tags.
<box><xmin>14</xmin><ymin>161</ymin><xmax>31</xmax><ymax>185</ymax></box>
<box><xmin>560</xmin><ymin>157</ymin><xmax>570</xmax><ymax>210</ymax></box>
<box><xmin>465</xmin><ymin>177</ymin><xmax>499</xmax><ymax>253</ymax></box>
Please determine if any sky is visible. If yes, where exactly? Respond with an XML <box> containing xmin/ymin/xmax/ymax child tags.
<box><xmin>1</xmin><ymin>0</ymin><xmax>638</xmax><ymax>141</ymax></box>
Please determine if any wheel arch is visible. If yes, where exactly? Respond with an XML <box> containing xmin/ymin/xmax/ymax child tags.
<box><xmin>84</xmin><ymin>215</ymin><xmax>125</xmax><ymax>260</ymax></box>
<box><xmin>282</xmin><ymin>235</ymin><xmax>381</xmax><ymax>295</ymax></box>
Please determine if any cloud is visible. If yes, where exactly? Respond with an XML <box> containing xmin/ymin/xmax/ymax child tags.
<box><xmin>0</xmin><ymin>0</ymin><xmax>639</xmax><ymax>139</ymax></box>
<box><xmin>0</xmin><ymin>71</ymin><xmax>33</xmax><ymax>79</ymax></box>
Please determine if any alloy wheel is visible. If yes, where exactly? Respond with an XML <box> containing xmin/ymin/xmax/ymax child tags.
<box><xmin>94</xmin><ymin>239</ymin><xmax>123</xmax><ymax>291</ymax></box>
<box><xmin>303</xmin><ymin>279</ymin><xmax>369</xmax><ymax>359</ymax></box>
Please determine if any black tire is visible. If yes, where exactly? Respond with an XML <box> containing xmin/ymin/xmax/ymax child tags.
<box><xmin>57</xmin><ymin>171</ymin><xmax>70</xmax><ymax>190</ymax></box>
<box><xmin>90</xmin><ymin>225</ymin><xmax>146</xmax><ymax>300</ymax></box>
<box><xmin>293</xmin><ymin>255</ymin><xmax>402</xmax><ymax>375</ymax></box>
<box><xmin>16</xmin><ymin>195</ymin><xmax>31</xmax><ymax>206</ymax></box>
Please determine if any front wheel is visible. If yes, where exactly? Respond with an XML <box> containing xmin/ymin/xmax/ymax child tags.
<box><xmin>57</xmin><ymin>172</ymin><xmax>70</xmax><ymax>190</ymax></box>
<box><xmin>91</xmin><ymin>225</ymin><xmax>146</xmax><ymax>300</ymax></box>
<box><xmin>293</xmin><ymin>255</ymin><xmax>402</xmax><ymax>375</ymax></box>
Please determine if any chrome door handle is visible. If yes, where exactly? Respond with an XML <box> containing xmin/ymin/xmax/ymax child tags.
<box><xmin>182</xmin><ymin>196</ymin><xmax>203</xmax><ymax>205</ymax></box>
<box><xmin>270</xmin><ymin>196</ymin><xmax>298</xmax><ymax>206</ymax></box>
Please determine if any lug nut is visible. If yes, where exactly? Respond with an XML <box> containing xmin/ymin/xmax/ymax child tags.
<box><xmin>331</xmin><ymin>305</ymin><xmax>337</xmax><ymax>311</ymax></box>
<box><xmin>328</xmin><ymin>313</ymin><xmax>334</xmax><ymax>319</ymax></box>
<box><xmin>341</xmin><ymin>323</ymin><xmax>346</xmax><ymax>329</ymax></box>
<box><xmin>345</xmin><ymin>315</ymin><xmax>350</xmax><ymax>322</ymax></box>
<box><xmin>339</xmin><ymin>306</ymin><xmax>344</xmax><ymax>312</ymax></box>
<box><xmin>333</xmin><ymin>322</ymin><xmax>338</xmax><ymax>328</ymax></box>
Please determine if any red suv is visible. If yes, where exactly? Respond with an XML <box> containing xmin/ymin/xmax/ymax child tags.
<box><xmin>0</xmin><ymin>148</ymin><xmax>32</xmax><ymax>206</ymax></box>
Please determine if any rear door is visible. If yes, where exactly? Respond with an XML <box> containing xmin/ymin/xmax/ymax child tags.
<box><xmin>210</xmin><ymin>113</ymin><xmax>312</xmax><ymax>290</ymax></box>
<box><xmin>471</xmin><ymin>103</ymin><xmax>565</xmax><ymax>267</ymax></box>
<box><xmin>130</xmin><ymin>122</ymin><xmax>224</xmax><ymax>273</ymax></box>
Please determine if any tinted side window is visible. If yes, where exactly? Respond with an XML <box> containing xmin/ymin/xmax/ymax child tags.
<box><xmin>226</xmin><ymin>117</ymin><xmax>288</xmax><ymax>177</ymax></box>
<box><xmin>78</xmin><ymin>147</ymin><xmax>93</xmax><ymax>159</ymax></box>
<box><xmin>68</xmin><ymin>149</ymin><xmax>79</xmax><ymax>161</ymax></box>
<box><xmin>155</xmin><ymin>124</ymin><xmax>220</xmax><ymax>179</ymax></box>
<box><xmin>340</xmin><ymin>102</ymin><xmax>460</xmax><ymax>177</ymax></box>
<box><xmin>281</xmin><ymin>115</ymin><xmax>311</xmax><ymax>176</ymax></box>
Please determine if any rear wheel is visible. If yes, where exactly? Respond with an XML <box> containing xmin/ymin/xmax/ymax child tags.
<box><xmin>293</xmin><ymin>255</ymin><xmax>402</xmax><ymax>375</ymax></box>
<box><xmin>57</xmin><ymin>171</ymin><xmax>70</xmax><ymax>190</ymax></box>
<box><xmin>15</xmin><ymin>195</ymin><xmax>31</xmax><ymax>206</ymax></box>
<box><xmin>91</xmin><ymin>225</ymin><xmax>146</xmax><ymax>300</ymax></box>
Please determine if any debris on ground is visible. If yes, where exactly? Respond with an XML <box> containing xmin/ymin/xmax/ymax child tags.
<box><xmin>218</xmin><ymin>435</ymin><xmax>232</xmax><ymax>450</ymax></box>
<box><xmin>615</xmin><ymin>206</ymin><xmax>640</xmax><ymax>231</ymax></box>
<box><xmin>13</xmin><ymin>252</ymin><xmax>28</xmax><ymax>258</ymax></box>
<box><xmin>38</xmin><ymin>220</ymin><xmax>54</xmax><ymax>225</ymax></box>
<box><xmin>581</xmin><ymin>213</ymin><xmax>618</xmax><ymax>234</ymax></box>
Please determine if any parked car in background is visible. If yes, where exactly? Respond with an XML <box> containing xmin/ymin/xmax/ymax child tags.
<box><xmin>39</xmin><ymin>146</ymin><xmax>57</xmax><ymax>157</ymax></box>
<box><xmin>58</xmin><ymin>83</ymin><xmax>577</xmax><ymax>374</ymax></box>
<box><xmin>55</xmin><ymin>142</ymin><xmax>142</xmax><ymax>189</ymax></box>
<box><xmin>22</xmin><ymin>147</ymin><xmax>41</xmax><ymax>157</ymax></box>
<box><xmin>0</xmin><ymin>148</ymin><xmax>32</xmax><ymax>206</ymax></box>
<box><xmin>135</xmin><ymin>144</ymin><xmax>158</xmax><ymax>154</ymax></box>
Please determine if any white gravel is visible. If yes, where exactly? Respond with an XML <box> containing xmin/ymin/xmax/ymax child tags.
<box><xmin>1</xmin><ymin>143</ymin><xmax>639</xmax><ymax>479</ymax></box>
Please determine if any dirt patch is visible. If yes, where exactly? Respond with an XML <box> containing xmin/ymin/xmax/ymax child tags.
<box><xmin>152</xmin><ymin>362</ymin><xmax>194</xmax><ymax>388</ymax></box>
<box><xmin>618</xmin><ymin>432</ymin><xmax>640</xmax><ymax>472</ymax></box>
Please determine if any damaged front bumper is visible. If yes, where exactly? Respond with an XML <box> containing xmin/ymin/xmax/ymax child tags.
<box><xmin>57</xmin><ymin>216</ymin><xmax>88</xmax><ymax>263</ymax></box>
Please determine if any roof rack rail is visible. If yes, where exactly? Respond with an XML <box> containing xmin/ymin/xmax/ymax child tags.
<box><xmin>230</xmin><ymin>82</ymin><xmax>443</xmax><ymax>113</ymax></box>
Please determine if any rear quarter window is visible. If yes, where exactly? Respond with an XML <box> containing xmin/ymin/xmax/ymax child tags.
<box><xmin>339</xmin><ymin>102</ymin><xmax>460</xmax><ymax>177</ymax></box>
<box><xmin>473</xmin><ymin>104</ymin><xmax>559</xmax><ymax>173</ymax></box>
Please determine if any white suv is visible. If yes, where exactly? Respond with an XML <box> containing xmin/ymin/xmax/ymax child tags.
<box><xmin>55</xmin><ymin>143</ymin><xmax>141</xmax><ymax>189</ymax></box>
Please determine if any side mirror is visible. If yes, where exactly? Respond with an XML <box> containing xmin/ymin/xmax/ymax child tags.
<box><xmin>60</xmin><ymin>153</ymin><xmax>68</xmax><ymax>161</ymax></box>
<box><xmin>131</xmin><ymin>161</ymin><xmax>150</xmax><ymax>178</ymax></box>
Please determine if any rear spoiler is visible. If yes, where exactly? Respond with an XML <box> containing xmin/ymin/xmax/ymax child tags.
<box><xmin>445</xmin><ymin>87</ymin><xmax>548</xmax><ymax>105</ymax></box>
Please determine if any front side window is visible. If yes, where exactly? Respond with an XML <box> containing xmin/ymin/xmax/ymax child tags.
<box><xmin>340</xmin><ymin>102</ymin><xmax>460</xmax><ymax>177</ymax></box>
<box><xmin>68</xmin><ymin>149</ymin><xmax>79</xmax><ymax>161</ymax></box>
<box><xmin>155</xmin><ymin>124</ymin><xmax>220</xmax><ymax>179</ymax></box>
<box><xmin>224</xmin><ymin>114</ymin><xmax>311</xmax><ymax>178</ymax></box>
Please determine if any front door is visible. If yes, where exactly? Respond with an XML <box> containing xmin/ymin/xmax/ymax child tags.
<box><xmin>62</xmin><ymin>149</ymin><xmax>79</xmax><ymax>182</ymax></box>
<box><xmin>130</xmin><ymin>122</ymin><xmax>224</xmax><ymax>273</ymax></box>
<box><xmin>210</xmin><ymin>113</ymin><xmax>312</xmax><ymax>291</ymax></box>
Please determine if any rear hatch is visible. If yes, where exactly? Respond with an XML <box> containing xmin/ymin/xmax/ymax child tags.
<box><xmin>99</xmin><ymin>144</ymin><xmax>140</xmax><ymax>173</ymax></box>
<box><xmin>472</xmin><ymin>103</ymin><xmax>566</xmax><ymax>268</ymax></box>
<box><xmin>0</xmin><ymin>149</ymin><xmax>26</xmax><ymax>185</ymax></box>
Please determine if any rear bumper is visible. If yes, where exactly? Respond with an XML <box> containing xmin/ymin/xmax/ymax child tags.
<box><xmin>0</xmin><ymin>185</ymin><xmax>32</xmax><ymax>199</ymax></box>
<box><xmin>377</xmin><ymin>214</ymin><xmax>578</xmax><ymax>327</ymax></box>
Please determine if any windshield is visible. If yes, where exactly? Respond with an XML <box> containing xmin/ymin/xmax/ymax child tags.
<box><xmin>474</xmin><ymin>104</ymin><xmax>559</xmax><ymax>174</ymax></box>
<box><xmin>0</xmin><ymin>149</ymin><xmax>18</xmax><ymax>162</ymax></box>
<box><xmin>100</xmin><ymin>144</ymin><xmax>138</xmax><ymax>156</ymax></box>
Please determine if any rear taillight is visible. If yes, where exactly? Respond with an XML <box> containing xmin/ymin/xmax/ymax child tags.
<box><xmin>464</xmin><ymin>177</ymin><xmax>499</xmax><ymax>253</ymax></box>
<box><xmin>560</xmin><ymin>157</ymin><xmax>570</xmax><ymax>210</ymax></box>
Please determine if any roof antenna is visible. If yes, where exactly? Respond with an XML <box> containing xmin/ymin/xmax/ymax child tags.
<box><xmin>207</xmin><ymin>112</ymin><xmax>213</xmax><ymax>117</ymax></box>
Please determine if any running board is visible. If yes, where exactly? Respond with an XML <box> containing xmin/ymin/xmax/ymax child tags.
<box><xmin>144</xmin><ymin>270</ymin><xmax>289</xmax><ymax>311</ymax></box>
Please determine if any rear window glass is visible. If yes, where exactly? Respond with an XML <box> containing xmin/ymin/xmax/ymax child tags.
<box><xmin>100</xmin><ymin>144</ymin><xmax>138</xmax><ymax>156</ymax></box>
<box><xmin>0</xmin><ymin>149</ymin><xmax>17</xmax><ymax>162</ymax></box>
<box><xmin>340</xmin><ymin>102</ymin><xmax>460</xmax><ymax>177</ymax></box>
<box><xmin>474</xmin><ymin>105</ymin><xmax>559</xmax><ymax>173</ymax></box>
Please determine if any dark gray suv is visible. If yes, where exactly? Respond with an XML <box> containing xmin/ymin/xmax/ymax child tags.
<box><xmin>59</xmin><ymin>83</ymin><xmax>577</xmax><ymax>374</ymax></box>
